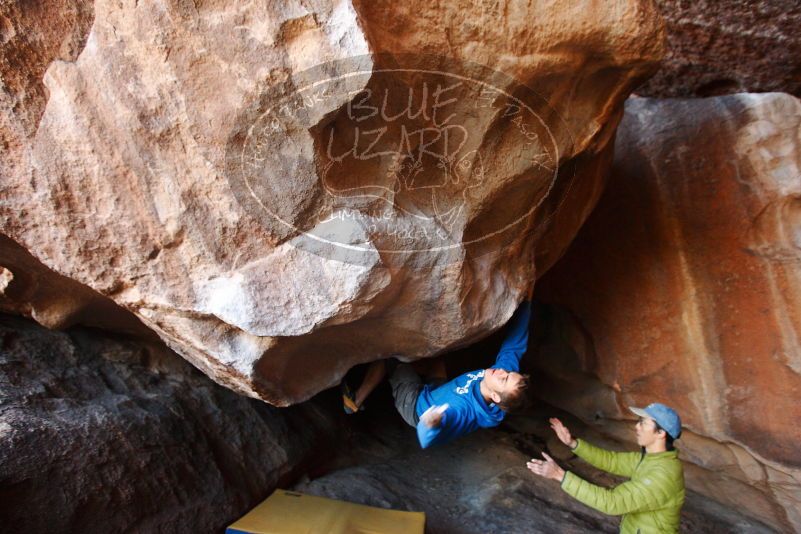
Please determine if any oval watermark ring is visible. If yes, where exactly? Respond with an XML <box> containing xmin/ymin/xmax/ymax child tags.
<box><xmin>224</xmin><ymin>54</ymin><xmax>574</xmax><ymax>266</ymax></box>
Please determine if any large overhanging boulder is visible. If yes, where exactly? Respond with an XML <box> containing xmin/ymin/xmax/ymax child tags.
<box><xmin>0</xmin><ymin>0</ymin><xmax>665</xmax><ymax>404</ymax></box>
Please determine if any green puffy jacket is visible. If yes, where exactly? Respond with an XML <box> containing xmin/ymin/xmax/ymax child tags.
<box><xmin>560</xmin><ymin>439</ymin><xmax>685</xmax><ymax>533</ymax></box>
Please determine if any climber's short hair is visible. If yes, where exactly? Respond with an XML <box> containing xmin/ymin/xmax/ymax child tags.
<box><xmin>498</xmin><ymin>373</ymin><xmax>530</xmax><ymax>412</ymax></box>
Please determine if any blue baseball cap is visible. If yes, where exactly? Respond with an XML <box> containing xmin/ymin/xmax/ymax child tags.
<box><xmin>629</xmin><ymin>403</ymin><xmax>682</xmax><ymax>439</ymax></box>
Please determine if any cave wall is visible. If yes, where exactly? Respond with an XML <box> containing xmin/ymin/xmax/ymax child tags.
<box><xmin>0</xmin><ymin>314</ymin><xmax>341</xmax><ymax>533</ymax></box>
<box><xmin>535</xmin><ymin>93</ymin><xmax>801</xmax><ymax>532</ymax></box>
<box><xmin>640</xmin><ymin>0</ymin><xmax>801</xmax><ymax>98</ymax></box>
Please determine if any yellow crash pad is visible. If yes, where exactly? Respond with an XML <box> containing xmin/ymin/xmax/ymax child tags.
<box><xmin>226</xmin><ymin>489</ymin><xmax>426</xmax><ymax>534</ymax></box>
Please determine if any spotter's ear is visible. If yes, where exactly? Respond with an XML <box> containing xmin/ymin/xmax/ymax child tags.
<box><xmin>490</xmin><ymin>390</ymin><xmax>502</xmax><ymax>404</ymax></box>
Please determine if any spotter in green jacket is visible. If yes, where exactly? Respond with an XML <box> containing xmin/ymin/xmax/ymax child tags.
<box><xmin>528</xmin><ymin>404</ymin><xmax>685</xmax><ymax>533</ymax></box>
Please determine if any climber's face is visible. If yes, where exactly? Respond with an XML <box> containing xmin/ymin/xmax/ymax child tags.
<box><xmin>483</xmin><ymin>368</ymin><xmax>525</xmax><ymax>404</ymax></box>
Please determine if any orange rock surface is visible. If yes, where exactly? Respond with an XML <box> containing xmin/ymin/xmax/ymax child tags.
<box><xmin>537</xmin><ymin>93</ymin><xmax>801</xmax><ymax>531</ymax></box>
<box><xmin>0</xmin><ymin>0</ymin><xmax>664</xmax><ymax>404</ymax></box>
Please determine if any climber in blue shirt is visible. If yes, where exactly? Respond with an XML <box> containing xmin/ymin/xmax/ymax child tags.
<box><xmin>342</xmin><ymin>299</ymin><xmax>532</xmax><ymax>449</ymax></box>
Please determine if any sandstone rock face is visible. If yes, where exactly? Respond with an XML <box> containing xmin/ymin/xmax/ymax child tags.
<box><xmin>0</xmin><ymin>0</ymin><xmax>94</xmax><ymax>178</ymax></box>
<box><xmin>0</xmin><ymin>234</ymin><xmax>154</xmax><ymax>335</ymax></box>
<box><xmin>641</xmin><ymin>1</ymin><xmax>801</xmax><ymax>98</ymax></box>
<box><xmin>536</xmin><ymin>93</ymin><xmax>801</xmax><ymax>532</ymax></box>
<box><xmin>0</xmin><ymin>0</ymin><xmax>664</xmax><ymax>404</ymax></box>
<box><xmin>0</xmin><ymin>314</ymin><xmax>340</xmax><ymax>533</ymax></box>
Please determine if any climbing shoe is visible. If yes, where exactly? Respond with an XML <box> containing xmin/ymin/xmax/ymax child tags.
<box><xmin>341</xmin><ymin>381</ymin><xmax>362</xmax><ymax>414</ymax></box>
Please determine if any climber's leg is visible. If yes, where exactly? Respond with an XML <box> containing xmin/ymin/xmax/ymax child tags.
<box><xmin>388</xmin><ymin>360</ymin><xmax>425</xmax><ymax>427</ymax></box>
<box><xmin>354</xmin><ymin>359</ymin><xmax>387</xmax><ymax>407</ymax></box>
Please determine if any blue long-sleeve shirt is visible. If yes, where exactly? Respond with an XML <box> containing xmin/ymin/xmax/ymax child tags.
<box><xmin>415</xmin><ymin>300</ymin><xmax>532</xmax><ymax>448</ymax></box>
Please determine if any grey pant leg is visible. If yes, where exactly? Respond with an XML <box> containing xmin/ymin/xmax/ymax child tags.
<box><xmin>388</xmin><ymin>362</ymin><xmax>423</xmax><ymax>427</ymax></box>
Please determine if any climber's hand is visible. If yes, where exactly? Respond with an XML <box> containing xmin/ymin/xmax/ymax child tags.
<box><xmin>421</xmin><ymin>404</ymin><xmax>448</xmax><ymax>429</ymax></box>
